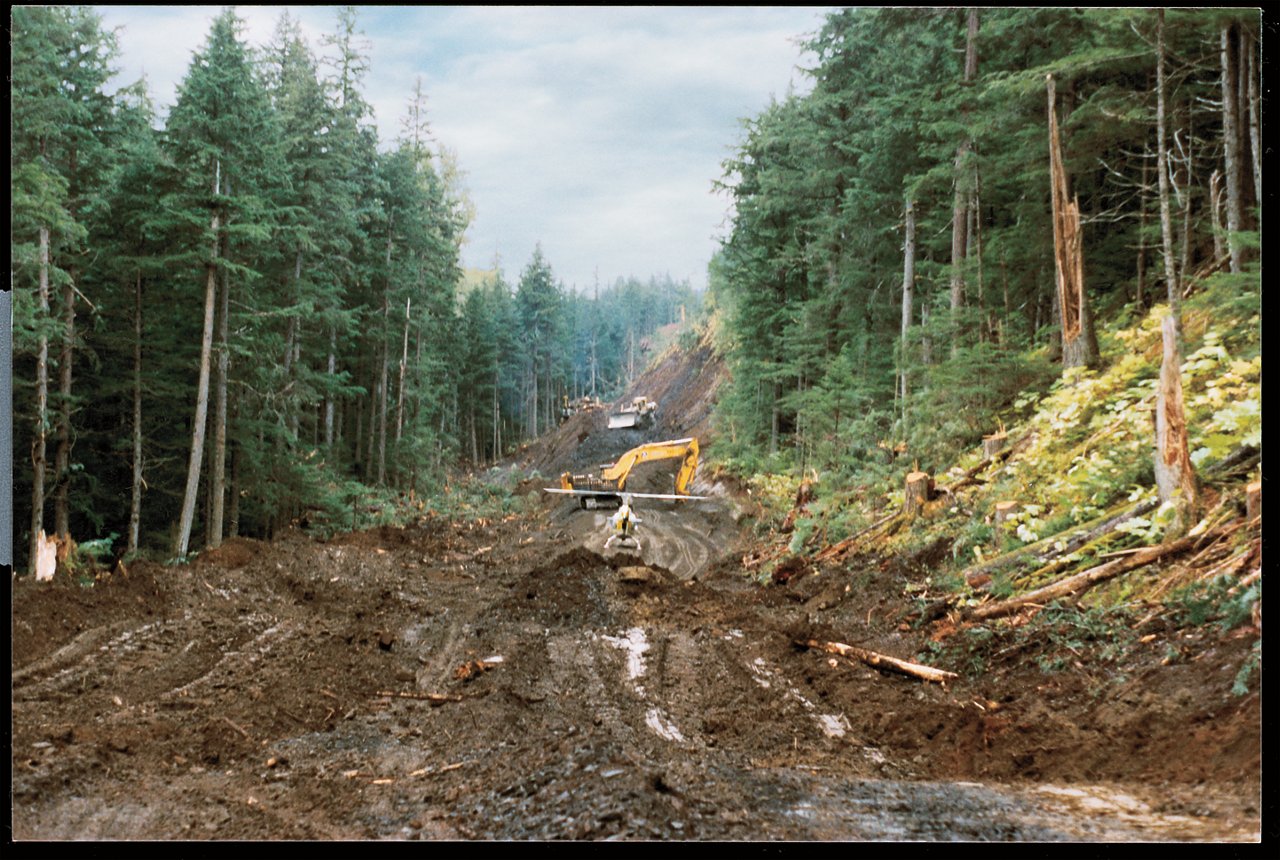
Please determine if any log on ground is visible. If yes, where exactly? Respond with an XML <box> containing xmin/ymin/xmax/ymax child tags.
<box><xmin>798</xmin><ymin>639</ymin><xmax>958</xmax><ymax>684</ymax></box>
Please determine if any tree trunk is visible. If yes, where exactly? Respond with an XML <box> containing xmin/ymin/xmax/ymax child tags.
<box><xmin>770</xmin><ymin>380</ymin><xmax>780</xmax><ymax>455</ymax></box>
<box><xmin>904</xmin><ymin>471</ymin><xmax>933</xmax><ymax>517</ymax></box>
<box><xmin>209</xmin><ymin>254</ymin><xmax>230</xmax><ymax>549</ymax></box>
<box><xmin>1157</xmin><ymin>10</ymin><xmax>1181</xmax><ymax>323</ymax></box>
<box><xmin>1245</xmin><ymin>28</ymin><xmax>1261</xmax><ymax>210</ymax></box>
<box><xmin>128</xmin><ymin>272</ymin><xmax>144</xmax><ymax>555</ymax></box>
<box><xmin>29</xmin><ymin>226</ymin><xmax>51</xmax><ymax>574</ymax></box>
<box><xmin>228</xmin><ymin>431</ymin><xmax>242</xmax><ymax>539</ymax></box>
<box><xmin>900</xmin><ymin>197</ymin><xmax>915</xmax><ymax>416</ymax></box>
<box><xmin>948</xmin><ymin>8</ymin><xmax>979</xmax><ymax>355</ymax></box>
<box><xmin>1209</xmin><ymin>170</ymin><xmax>1226</xmax><ymax>262</ymax></box>
<box><xmin>949</xmin><ymin>149</ymin><xmax>969</xmax><ymax>343</ymax></box>
<box><xmin>982</xmin><ymin>432</ymin><xmax>1007</xmax><ymax>461</ymax></box>
<box><xmin>174</xmin><ymin>221</ymin><xmax>218</xmax><ymax>555</ymax></box>
<box><xmin>1221</xmin><ymin>23</ymin><xmax>1244</xmax><ymax>273</ymax></box>
<box><xmin>469</xmin><ymin>411</ymin><xmax>479</xmax><ymax>465</ymax></box>
<box><xmin>1136</xmin><ymin>149</ymin><xmax>1150</xmax><ymax>308</ymax></box>
<box><xmin>1047</xmin><ymin>74</ymin><xmax>1097</xmax><ymax>371</ymax></box>
<box><xmin>325</xmin><ymin>326</ymin><xmax>336</xmax><ymax>447</ymax></box>
<box><xmin>285</xmin><ymin>250</ymin><xmax>302</xmax><ymax>441</ymax></box>
<box><xmin>1155</xmin><ymin>315</ymin><xmax>1197</xmax><ymax>536</ymax></box>
<box><xmin>377</xmin><ymin>321</ymin><xmax>389</xmax><ymax>487</ymax></box>
<box><xmin>1153</xmin><ymin>12</ymin><xmax>1196</xmax><ymax>537</ymax></box>
<box><xmin>175</xmin><ymin>160</ymin><xmax>220</xmax><ymax>559</ymax></box>
<box><xmin>53</xmin><ymin>266</ymin><xmax>76</xmax><ymax>538</ymax></box>
<box><xmin>1177</xmin><ymin>94</ymin><xmax>1194</xmax><ymax>287</ymax></box>
<box><xmin>972</xmin><ymin>171</ymin><xmax>987</xmax><ymax>341</ymax></box>
<box><xmin>395</xmin><ymin>296</ymin><xmax>410</xmax><ymax>443</ymax></box>
<box><xmin>365</xmin><ymin>352</ymin><xmax>378</xmax><ymax>475</ymax></box>
<box><xmin>993</xmin><ymin>500</ymin><xmax>1019</xmax><ymax>527</ymax></box>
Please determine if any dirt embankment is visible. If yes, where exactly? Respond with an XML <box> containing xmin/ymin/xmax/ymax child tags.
<box><xmin>512</xmin><ymin>326</ymin><xmax>725</xmax><ymax>481</ymax></box>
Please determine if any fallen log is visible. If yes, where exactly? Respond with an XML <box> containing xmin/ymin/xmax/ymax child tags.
<box><xmin>1204</xmin><ymin>443</ymin><xmax>1259</xmax><ymax>479</ymax></box>
<box><xmin>964</xmin><ymin>528</ymin><xmax>1226</xmax><ymax>623</ymax></box>
<box><xmin>798</xmin><ymin>639</ymin><xmax>958</xmax><ymax>684</ymax></box>
<box><xmin>813</xmin><ymin>511</ymin><xmax>901</xmax><ymax>562</ymax></box>
<box><xmin>964</xmin><ymin>497</ymin><xmax>1161</xmax><ymax>587</ymax></box>
<box><xmin>938</xmin><ymin>458</ymin><xmax>993</xmax><ymax>496</ymax></box>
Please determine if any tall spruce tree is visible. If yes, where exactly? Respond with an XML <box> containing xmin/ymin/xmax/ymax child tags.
<box><xmin>11</xmin><ymin>6</ymin><xmax>116</xmax><ymax>569</ymax></box>
<box><xmin>165</xmin><ymin>8</ymin><xmax>285</xmax><ymax>555</ymax></box>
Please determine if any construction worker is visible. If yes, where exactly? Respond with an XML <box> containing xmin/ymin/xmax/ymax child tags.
<box><xmin>604</xmin><ymin>494</ymin><xmax>641</xmax><ymax>550</ymax></box>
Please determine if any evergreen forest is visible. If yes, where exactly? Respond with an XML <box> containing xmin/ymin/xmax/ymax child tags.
<box><xmin>10</xmin><ymin>6</ymin><xmax>697</xmax><ymax>569</ymax></box>
<box><xmin>709</xmin><ymin>7</ymin><xmax>1260</xmax><ymax>540</ymax></box>
<box><xmin>9</xmin><ymin>7</ymin><xmax>1262</xmax><ymax>574</ymax></box>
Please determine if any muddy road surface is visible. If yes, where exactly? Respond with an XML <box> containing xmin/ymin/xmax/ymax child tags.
<box><xmin>11</xmin><ymin>495</ymin><xmax>1261</xmax><ymax>841</ymax></box>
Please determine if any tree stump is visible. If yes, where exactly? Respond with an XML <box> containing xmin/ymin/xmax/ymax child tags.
<box><xmin>781</xmin><ymin>479</ymin><xmax>815</xmax><ymax>534</ymax></box>
<box><xmin>1246</xmin><ymin>480</ymin><xmax>1261</xmax><ymax>522</ymax></box>
<box><xmin>904</xmin><ymin>471</ymin><xmax>933</xmax><ymax>517</ymax></box>
<box><xmin>982</xmin><ymin>432</ymin><xmax>1007</xmax><ymax>461</ymax></box>
<box><xmin>994</xmin><ymin>501</ymin><xmax>1020</xmax><ymax>527</ymax></box>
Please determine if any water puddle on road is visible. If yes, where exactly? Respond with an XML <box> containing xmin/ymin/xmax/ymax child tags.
<box><xmin>600</xmin><ymin>627</ymin><xmax>688</xmax><ymax>744</ymax></box>
<box><xmin>1024</xmin><ymin>783</ymin><xmax>1261</xmax><ymax>841</ymax></box>
<box><xmin>749</xmin><ymin>657</ymin><xmax>852</xmax><ymax>740</ymax></box>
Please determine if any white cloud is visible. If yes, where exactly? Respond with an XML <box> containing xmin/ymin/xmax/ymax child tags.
<box><xmin>92</xmin><ymin>5</ymin><xmax>832</xmax><ymax>291</ymax></box>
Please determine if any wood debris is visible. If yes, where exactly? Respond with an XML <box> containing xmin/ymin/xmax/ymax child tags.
<box><xmin>965</xmin><ymin>527</ymin><xmax>1228</xmax><ymax>623</ymax></box>
<box><xmin>798</xmin><ymin>639</ymin><xmax>958</xmax><ymax>684</ymax></box>
<box><xmin>453</xmin><ymin>656</ymin><xmax>504</xmax><ymax>682</ymax></box>
<box><xmin>375</xmin><ymin>690</ymin><xmax>464</xmax><ymax>706</ymax></box>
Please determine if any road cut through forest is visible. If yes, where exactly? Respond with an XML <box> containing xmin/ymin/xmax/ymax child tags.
<box><xmin>11</xmin><ymin>483</ymin><xmax>1261</xmax><ymax>841</ymax></box>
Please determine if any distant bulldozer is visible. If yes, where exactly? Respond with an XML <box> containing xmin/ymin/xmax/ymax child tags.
<box><xmin>608</xmin><ymin>396</ymin><xmax>657</xmax><ymax>430</ymax></box>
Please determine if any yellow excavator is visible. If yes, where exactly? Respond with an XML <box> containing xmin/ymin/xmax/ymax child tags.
<box><xmin>545</xmin><ymin>437</ymin><xmax>703</xmax><ymax>510</ymax></box>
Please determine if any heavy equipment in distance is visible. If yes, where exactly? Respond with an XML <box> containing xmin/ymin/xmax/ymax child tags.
<box><xmin>607</xmin><ymin>396</ymin><xmax>658</xmax><ymax>430</ymax></box>
<box><xmin>544</xmin><ymin>437</ymin><xmax>704</xmax><ymax>509</ymax></box>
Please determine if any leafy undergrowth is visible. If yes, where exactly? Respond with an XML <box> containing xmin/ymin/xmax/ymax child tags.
<box><xmin>733</xmin><ymin>275</ymin><xmax>1261</xmax><ymax>692</ymax></box>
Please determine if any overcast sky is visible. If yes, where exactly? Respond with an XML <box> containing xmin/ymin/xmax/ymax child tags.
<box><xmin>93</xmin><ymin>5</ymin><xmax>833</xmax><ymax>292</ymax></box>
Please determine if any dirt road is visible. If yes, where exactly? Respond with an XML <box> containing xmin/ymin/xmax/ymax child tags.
<box><xmin>11</xmin><ymin>495</ymin><xmax>1261</xmax><ymax>841</ymax></box>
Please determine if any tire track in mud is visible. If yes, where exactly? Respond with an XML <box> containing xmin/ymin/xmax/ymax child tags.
<box><xmin>13</xmin><ymin>509</ymin><xmax>1261</xmax><ymax>841</ymax></box>
<box><xmin>563</xmin><ymin>502</ymin><xmax>721</xmax><ymax>580</ymax></box>
<box><xmin>12</xmin><ymin>612</ymin><xmax>286</xmax><ymax>707</ymax></box>
<box><xmin>13</xmin><ymin>618</ymin><xmax>171</xmax><ymax>689</ymax></box>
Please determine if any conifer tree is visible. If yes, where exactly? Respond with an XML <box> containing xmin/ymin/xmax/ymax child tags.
<box><xmin>165</xmin><ymin>8</ymin><xmax>285</xmax><ymax>555</ymax></box>
<box><xmin>11</xmin><ymin>5</ymin><xmax>114</xmax><ymax>568</ymax></box>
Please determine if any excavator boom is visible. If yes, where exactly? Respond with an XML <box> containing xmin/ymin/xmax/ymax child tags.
<box><xmin>552</xmin><ymin>437</ymin><xmax>701</xmax><ymax>507</ymax></box>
